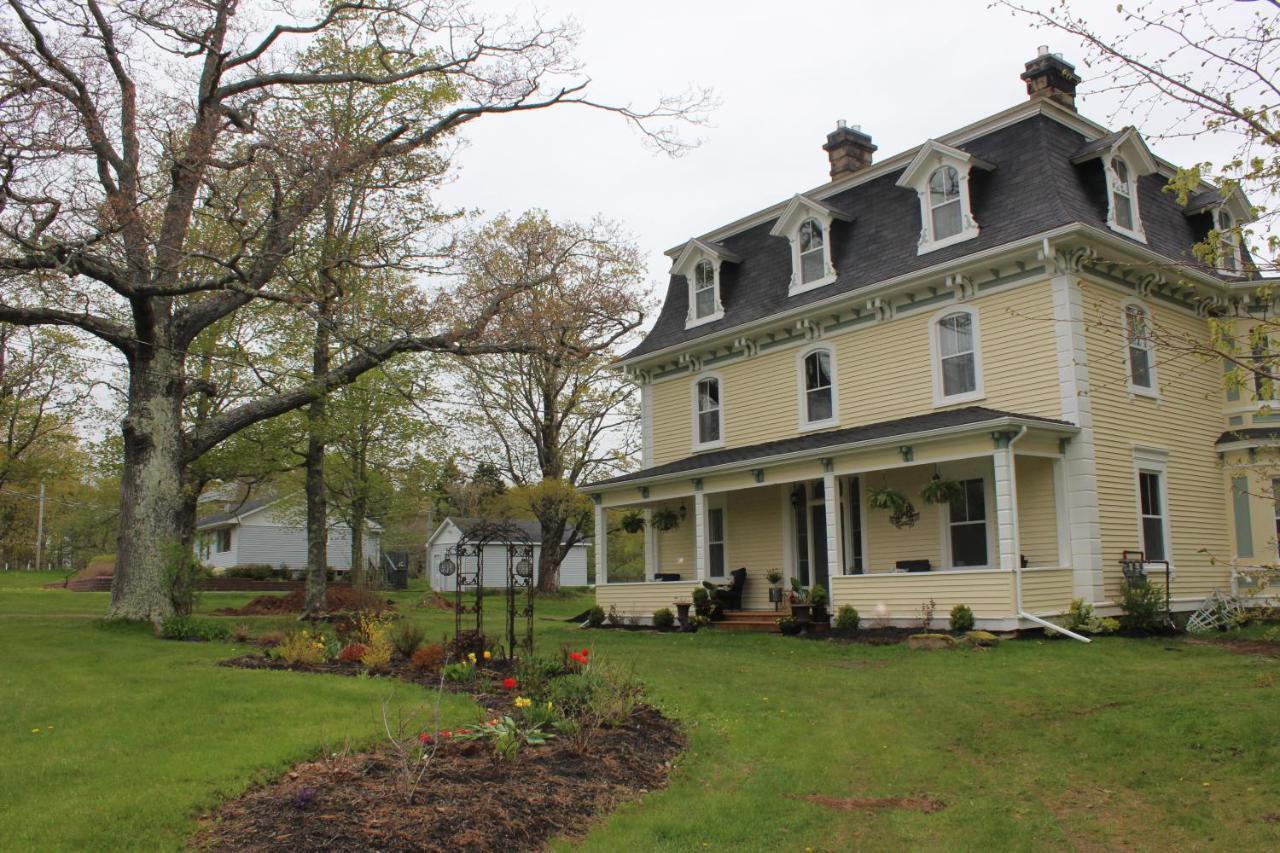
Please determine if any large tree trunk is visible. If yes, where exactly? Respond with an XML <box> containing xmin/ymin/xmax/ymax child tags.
<box><xmin>350</xmin><ymin>492</ymin><xmax>368</xmax><ymax>589</ymax></box>
<box><xmin>535</xmin><ymin>517</ymin><xmax>567</xmax><ymax>593</ymax></box>
<box><xmin>302</xmin><ymin>314</ymin><xmax>330</xmax><ymax>617</ymax></box>
<box><xmin>109</xmin><ymin>356</ymin><xmax>186</xmax><ymax>622</ymax></box>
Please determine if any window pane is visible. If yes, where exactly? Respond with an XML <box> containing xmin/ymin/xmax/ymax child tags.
<box><xmin>939</xmin><ymin>313</ymin><xmax>972</xmax><ymax>357</ymax></box>
<box><xmin>952</xmin><ymin>523</ymin><xmax>987</xmax><ymax>566</ymax></box>
<box><xmin>708</xmin><ymin>508</ymin><xmax>724</xmax><ymax>541</ymax></box>
<box><xmin>1129</xmin><ymin>345</ymin><xmax>1152</xmax><ymax>387</ymax></box>
<box><xmin>931</xmin><ymin>199</ymin><xmax>962</xmax><ymax>239</ymax></box>
<box><xmin>929</xmin><ymin>167</ymin><xmax>959</xmax><ymax>204</ymax></box>
<box><xmin>949</xmin><ymin>478</ymin><xmax>985</xmax><ymax>524</ymax></box>
<box><xmin>698</xmin><ymin>411</ymin><xmax>719</xmax><ymax>443</ymax></box>
<box><xmin>697</xmin><ymin>379</ymin><xmax>718</xmax><ymax>411</ymax></box>
<box><xmin>1140</xmin><ymin>472</ymin><xmax>1161</xmax><ymax>516</ymax></box>
<box><xmin>799</xmin><ymin>219</ymin><xmax>823</xmax><ymax>252</ymax></box>
<box><xmin>1142</xmin><ymin>518</ymin><xmax>1166</xmax><ymax>561</ymax></box>
<box><xmin>805</xmin><ymin>351</ymin><xmax>830</xmax><ymax>391</ymax></box>
<box><xmin>801</xmin><ymin>247</ymin><xmax>824</xmax><ymax>283</ymax></box>
<box><xmin>695</xmin><ymin>286</ymin><xmax>716</xmax><ymax>318</ymax></box>
<box><xmin>1113</xmin><ymin>192</ymin><xmax>1134</xmax><ymax>230</ymax></box>
<box><xmin>807</xmin><ymin>388</ymin><xmax>832</xmax><ymax>422</ymax></box>
<box><xmin>695</xmin><ymin>260</ymin><xmax>713</xmax><ymax>286</ymax></box>
<box><xmin>942</xmin><ymin>353</ymin><xmax>976</xmax><ymax>396</ymax></box>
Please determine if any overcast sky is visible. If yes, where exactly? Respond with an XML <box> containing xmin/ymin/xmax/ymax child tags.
<box><xmin>436</xmin><ymin>0</ymin><xmax>1243</xmax><ymax>318</ymax></box>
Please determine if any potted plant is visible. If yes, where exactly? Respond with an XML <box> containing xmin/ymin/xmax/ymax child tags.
<box><xmin>766</xmin><ymin>569</ymin><xmax>784</xmax><ymax>610</ymax></box>
<box><xmin>920</xmin><ymin>474</ymin><xmax>964</xmax><ymax>505</ymax></box>
<box><xmin>809</xmin><ymin>583</ymin><xmax>829</xmax><ymax>624</ymax></box>
<box><xmin>868</xmin><ymin>485</ymin><xmax>920</xmax><ymax>528</ymax></box>
<box><xmin>777</xmin><ymin>616</ymin><xmax>802</xmax><ymax>636</ymax></box>
<box><xmin>788</xmin><ymin>577</ymin><xmax>812</xmax><ymax>624</ymax></box>
<box><xmin>650</xmin><ymin>507</ymin><xmax>681</xmax><ymax>531</ymax></box>
<box><xmin>619</xmin><ymin>510</ymin><xmax>646</xmax><ymax>534</ymax></box>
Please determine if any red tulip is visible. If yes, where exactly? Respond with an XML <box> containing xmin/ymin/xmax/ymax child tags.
<box><xmin>502</xmin><ymin>677</ymin><xmax>517</xmax><ymax>690</ymax></box>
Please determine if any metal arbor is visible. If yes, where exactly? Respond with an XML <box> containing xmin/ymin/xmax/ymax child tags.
<box><xmin>441</xmin><ymin>520</ymin><xmax>536</xmax><ymax>658</ymax></box>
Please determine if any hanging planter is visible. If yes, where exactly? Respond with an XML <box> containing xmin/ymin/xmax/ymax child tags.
<box><xmin>868</xmin><ymin>485</ymin><xmax>920</xmax><ymax>529</ymax></box>
<box><xmin>650</xmin><ymin>507</ymin><xmax>681</xmax><ymax>531</ymax></box>
<box><xmin>619</xmin><ymin>510</ymin><xmax>646</xmax><ymax>534</ymax></box>
<box><xmin>920</xmin><ymin>474</ymin><xmax>964</xmax><ymax>506</ymax></box>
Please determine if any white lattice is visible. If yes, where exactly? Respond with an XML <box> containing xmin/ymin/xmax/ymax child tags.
<box><xmin>1186</xmin><ymin>590</ymin><xmax>1245</xmax><ymax>634</ymax></box>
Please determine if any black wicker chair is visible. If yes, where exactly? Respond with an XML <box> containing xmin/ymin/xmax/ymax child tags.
<box><xmin>703</xmin><ymin>567</ymin><xmax>747</xmax><ymax>610</ymax></box>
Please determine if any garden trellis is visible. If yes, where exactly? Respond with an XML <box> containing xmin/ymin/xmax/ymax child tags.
<box><xmin>438</xmin><ymin>520</ymin><xmax>536</xmax><ymax>657</ymax></box>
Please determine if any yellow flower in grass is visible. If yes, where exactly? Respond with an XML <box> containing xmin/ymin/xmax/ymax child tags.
<box><xmin>482</xmin><ymin>650</ymin><xmax>491</xmax><ymax>660</ymax></box>
<box><xmin>546</xmin><ymin>701</ymin><xmax>554</xmax><ymax>711</ymax></box>
<box><xmin>467</xmin><ymin>652</ymin><xmax>477</xmax><ymax>663</ymax></box>
<box><xmin>514</xmin><ymin>696</ymin><xmax>532</xmax><ymax>709</ymax></box>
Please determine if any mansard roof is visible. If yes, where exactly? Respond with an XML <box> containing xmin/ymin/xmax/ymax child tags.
<box><xmin>626</xmin><ymin>109</ymin><xmax>1247</xmax><ymax>363</ymax></box>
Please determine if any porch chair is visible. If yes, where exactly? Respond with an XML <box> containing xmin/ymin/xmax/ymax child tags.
<box><xmin>703</xmin><ymin>567</ymin><xmax>747</xmax><ymax>610</ymax></box>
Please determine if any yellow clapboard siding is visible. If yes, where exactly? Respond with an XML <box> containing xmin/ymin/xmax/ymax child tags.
<box><xmin>647</xmin><ymin>282</ymin><xmax>1062</xmax><ymax>467</ymax></box>
<box><xmin>830</xmin><ymin>570</ymin><xmax>1016</xmax><ymax>620</ymax></box>
<box><xmin>595</xmin><ymin>581</ymin><xmax>701</xmax><ymax>619</ymax></box>
<box><xmin>1078</xmin><ymin>281</ymin><xmax>1234</xmax><ymax>602</ymax></box>
<box><xmin>1016</xmin><ymin>455</ymin><xmax>1059</xmax><ymax>567</ymax></box>
<box><xmin>653</xmin><ymin>499</ymin><xmax>695</xmax><ymax>579</ymax></box>
<box><xmin>1019</xmin><ymin>567</ymin><xmax>1073</xmax><ymax>614</ymax></box>
<box><xmin>724</xmin><ymin>485</ymin><xmax>785</xmax><ymax>610</ymax></box>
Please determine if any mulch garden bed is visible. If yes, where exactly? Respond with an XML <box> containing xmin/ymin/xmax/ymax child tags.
<box><xmin>192</xmin><ymin>704</ymin><xmax>684</xmax><ymax>852</ymax></box>
<box><xmin>214</xmin><ymin>587</ymin><xmax>394</xmax><ymax>616</ymax></box>
<box><xmin>220</xmin><ymin>654</ymin><xmax>518</xmax><ymax>704</ymax></box>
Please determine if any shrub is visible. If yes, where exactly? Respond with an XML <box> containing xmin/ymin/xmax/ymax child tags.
<box><xmin>442</xmin><ymin>661</ymin><xmax>475</xmax><ymax>682</ymax></box>
<box><xmin>835</xmin><ymin>605</ymin><xmax>860</xmax><ymax>630</ymax></box>
<box><xmin>226</xmin><ymin>564</ymin><xmax>279</xmax><ymax>580</ymax></box>
<box><xmin>410</xmin><ymin>643</ymin><xmax>445</xmax><ymax>672</ymax></box>
<box><xmin>338</xmin><ymin>643</ymin><xmax>368</xmax><ymax>663</ymax></box>
<box><xmin>392</xmin><ymin>622</ymin><xmax>425</xmax><ymax>658</ymax></box>
<box><xmin>362</xmin><ymin>638</ymin><xmax>393</xmax><ymax>671</ymax></box>
<box><xmin>652</xmin><ymin>608</ymin><xmax>676</xmax><ymax>630</ymax></box>
<box><xmin>691</xmin><ymin>586</ymin><xmax>712</xmax><ymax>619</ymax></box>
<box><xmin>586</xmin><ymin>606</ymin><xmax>606</xmax><ymax>627</ymax></box>
<box><xmin>257</xmin><ymin>630</ymin><xmax>285</xmax><ymax>647</ymax></box>
<box><xmin>274</xmin><ymin>629</ymin><xmax>328</xmax><ymax>665</ymax></box>
<box><xmin>1063</xmin><ymin>598</ymin><xmax>1119</xmax><ymax>635</ymax></box>
<box><xmin>159</xmin><ymin>615</ymin><xmax>230</xmax><ymax>641</ymax></box>
<box><xmin>230</xmin><ymin>622</ymin><xmax>253</xmax><ymax>643</ymax></box>
<box><xmin>810</xmin><ymin>584</ymin><xmax>828</xmax><ymax>608</ymax></box>
<box><xmin>163</xmin><ymin>544</ymin><xmax>207</xmax><ymax>616</ymax></box>
<box><xmin>949</xmin><ymin>604</ymin><xmax>975</xmax><ymax>632</ymax></box>
<box><xmin>1120</xmin><ymin>581</ymin><xmax>1168</xmax><ymax>632</ymax></box>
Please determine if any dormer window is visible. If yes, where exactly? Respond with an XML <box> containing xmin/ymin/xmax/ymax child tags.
<box><xmin>896</xmin><ymin>140</ymin><xmax>991</xmax><ymax>255</ymax></box>
<box><xmin>670</xmin><ymin>238</ymin><xmax>740</xmax><ymax>330</ymax></box>
<box><xmin>1182</xmin><ymin>184</ymin><xmax>1254</xmax><ymax>277</ymax></box>
<box><xmin>770</xmin><ymin>194</ymin><xmax>849</xmax><ymax>295</ymax></box>
<box><xmin>1217</xmin><ymin>209</ymin><xmax>1241</xmax><ymax>274</ymax></box>
<box><xmin>798</xmin><ymin>219</ymin><xmax>825</xmax><ymax>285</ymax></box>
<box><xmin>929</xmin><ymin>167</ymin><xmax>963</xmax><ymax>240</ymax></box>
<box><xmin>1071</xmin><ymin>127</ymin><xmax>1156</xmax><ymax>243</ymax></box>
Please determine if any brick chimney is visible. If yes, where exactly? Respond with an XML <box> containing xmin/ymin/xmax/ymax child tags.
<box><xmin>823</xmin><ymin>120</ymin><xmax>876</xmax><ymax>180</ymax></box>
<box><xmin>1021</xmin><ymin>46</ymin><xmax>1081</xmax><ymax>110</ymax></box>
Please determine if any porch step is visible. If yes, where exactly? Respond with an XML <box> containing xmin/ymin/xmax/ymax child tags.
<box><xmin>717</xmin><ymin>610</ymin><xmax>782</xmax><ymax>632</ymax></box>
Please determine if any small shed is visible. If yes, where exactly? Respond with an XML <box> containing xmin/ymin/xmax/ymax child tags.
<box><xmin>426</xmin><ymin>517</ymin><xmax>589</xmax><ymax>590</ymax></box>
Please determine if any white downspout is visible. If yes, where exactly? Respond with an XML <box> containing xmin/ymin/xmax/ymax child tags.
<box><xmin>1008</xmin><ymin>424</ymin><xmax>1091</xmax><ymax>643</ymax></box>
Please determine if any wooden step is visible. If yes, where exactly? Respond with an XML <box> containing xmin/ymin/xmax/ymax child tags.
<box><xmin>716</xmin><ymin>611</ymin><xmax>782</xmax><ymax>632</ymax></box>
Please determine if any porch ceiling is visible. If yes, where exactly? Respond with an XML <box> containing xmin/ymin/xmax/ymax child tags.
<box><xmin>586</xmin><ymin>406</ymin><xmax>1075</xmax><ymax>493</ymax></box>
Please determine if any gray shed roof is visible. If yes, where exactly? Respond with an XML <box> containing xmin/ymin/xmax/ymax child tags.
<box><xmin>436</xmin><ymin>517</ymin><xmax>584</xmax><ymax>545</ymax></box>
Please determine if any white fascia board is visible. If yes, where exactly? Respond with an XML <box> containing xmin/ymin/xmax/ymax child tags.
<box><xmin>896</xmin><ymin>139</ymin><xmax>994</xmax><ymax>188</ymax></box>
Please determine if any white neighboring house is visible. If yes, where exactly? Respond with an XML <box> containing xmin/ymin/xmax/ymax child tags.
<box><xmin>196</xmin><ymin>494</ymin><xmax>382</xmax><ymax>574</ymax></box>
<box><xmin>426</xmin><ymin>517</ymin><xmax>589</xmax><ymax>591</ymax></box>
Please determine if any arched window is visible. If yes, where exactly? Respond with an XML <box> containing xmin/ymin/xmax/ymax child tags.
<box><xmin>694</xmin><ymin>376</ymin><xmax>722</xmax><ymax>447</ymax></box>
<box><xmin>802</xmin><ymin>349</ymin><xmax>835</xmax><ymax>426</ymax></box>
<box><xmin>1110</xmin><ymin>157</ymin><xmax>1135</xmax><ymax>232</ymax></box>
<box><xmin>929</xmin><ymin>166</ymin><xmax>963</xmax><ymax>240</ymax></box>
<box><xmin>935</xmin><ymin>310</ymin><xmax>979</xmax><ymax>401</ymax></box>
<box><xmin>798</xmin><ymin>218</ymin><xmax>825</xmax><ymax>285</ymax></box>
<box><xmin>1124</xmin><ymin>302</ymin><xmax>1156</xmax><ymax>393</ymax></box>
<box><xmin>1218</xmin><ymin>209</ymin><xmax>1240</xmax><ymax>273</ymax></box>
<box><xmin>692</xmin><ymin>259</ymin><xmax>716</xmax><ymax>319</ymax></box>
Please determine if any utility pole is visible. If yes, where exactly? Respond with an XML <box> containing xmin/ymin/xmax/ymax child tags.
<box><xmin>34</xmin><ymin>482</ymin><xmax>45</xmax><ymax>573</ymax></box>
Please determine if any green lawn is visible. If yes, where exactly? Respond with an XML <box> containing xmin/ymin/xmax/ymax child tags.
<box><xmin>3</xmin><ymin>572</ymin><xmax>1278</xmax><ymax>851</ymax></box>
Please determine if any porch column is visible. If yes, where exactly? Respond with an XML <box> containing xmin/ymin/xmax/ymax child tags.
<box><xmin>992</xmin><ymin>444</ymin><xmax>1020</xmax><ymax>572</ymax></box>
<box><xmin>594</xmin><ymin>500</ymin><xmax>608</xmax><ymax>585</ymax></box>
<box><xmin>643</xmin><ymin>508</ymin><xmax>657</xmax><ymax>581</ymax></box>
<box><xmin>823</xmin><ymin>468</ymin><xmax>842</xmax><ymax>578</ymax></box>
<box><xmin>694</xmin><ymin>490</ymin><xmax>707</xmax><ymax>581</ymax></box>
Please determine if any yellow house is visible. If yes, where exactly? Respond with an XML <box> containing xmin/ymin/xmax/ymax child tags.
<box><xmin>585</xmin><ymin>49</ymin><xmax>1263</xmax><ymax>630</ymax></box>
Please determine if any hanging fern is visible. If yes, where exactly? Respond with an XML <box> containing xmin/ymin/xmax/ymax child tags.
<box><xmin>867</xmin><ymin>485</ymin><xmax>910</xmax><ymax>514</ymax></box>
<box><xmin>920</xmin><ymin>474</ymin><xmax>964</xmax><ymax>505</ymax></box>
<box><xmin>619</xmin><ymin>510</ymin><xmax>646</xmax><ymax>534</ymax></box>
<box><xmin>650</xmin><ymin>507</ymin><xmax>681</xmax><ymax>531</ymax></box>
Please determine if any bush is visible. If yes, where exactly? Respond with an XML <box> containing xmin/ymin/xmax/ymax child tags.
<box><xmin>810</xmin><ymin>584</ymin><xmax>828</xmax><ymax>608</ymax></box>
<box><xmin>159</xmin><ymin>615</ymin><xmax>230</xmax><ymax>641</ymax></box>
<box><xmin>1120</xmin><ymin>582</ymin><xmax>1168</xmax><ymax>632</ymax></box>
<box><xmin>411</xmin><ymin>643</ymin><xmax>445</xmax><ymax>671</ymax></box>
<box><xmin>835</xmin><ymin>605</ymin><xmax>860</xmax><ymax>630</ymax></box>
<box><xmin>949</xmin><ymin>604</ymin><xmax>975</xmax><ymax>632</ymax></box>
<box><xmin>273</xmin><ymin>629</ymin><xmax>328</xmax><ymax>665</ymax></box>
<box><xmin>361</xmin><ymin>638</ymin><xmax>393</xmax><ymax>671</ymax></box>
<box><xmin>1063</xmin><ymin>598</ymin><xmax>1119</xmax><ymax>635</ymax></box>
<box><xmin>691</xmin><ymin>586</ymin><xmax>712</xmax><ymax>619</ymax></box>
<box><xmin>442</xmin><ymin>661</ymin><xmax>475</xmax><ymax>682</ymax></box>
<box><xmin>391</xmin><ymin>622</ymin><xmax>425</xmax><ymax>657</ymax></box>
<box><xmin>652</xmin><ymin>608</ymin><xmax>676</xmax><ymax>630</ymax></box>
<box><xmin>586</xmin><ymin>606</ymin><xmax>606</xmax><ymax>627</ymax></box>
<box><xmin>337</xmin><ymin>643</ymin><xmax>368</xmax><ymax>663</ymax></box>
<box><xmin>163</xmin><ymin>545</ymin><xmax>207</xmax><ymax>616</ymax></box>
<box><xmin>225</xmin><ymin>564</ymin><xmax>280</xmax><ymax>580</ymax></box>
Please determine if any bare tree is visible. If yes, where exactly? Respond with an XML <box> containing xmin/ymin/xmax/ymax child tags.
<box><xmin>0</xmin><ymin>0</ymin><xmax>708</xmax><ymax>620</ymax></box>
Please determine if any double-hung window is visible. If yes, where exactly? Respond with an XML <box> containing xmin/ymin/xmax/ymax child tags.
<box><xmin>933</xmin><ymin>309</ymin><xmax>982</xmax><ymax>404</ymax></box>
<box><xmin>798</xmin><ymin>219</ymin><xmax>826</xmax><ymax>286</ymax></box>
<box><xmin>692</xmin><ymin>260</ymin><xmax>716</xmax><ymax>320</ymax></box>
<box><xmin>1138</xmin><ymin>470</ymin><xmax>1166</xmax><ymax>561</ymax></box>
<box><xmin>1217</xmin><ymin>209</ymin><xmax>1240</xmax><ymax>274</ymax></box>
<box><xmin>1110</xmin><ymin>157</ymin><xmax>1135</xmax><ymax>232</ymax></box>
<box><xmin>929</xmin><ymin>166</ymin><xmax>963</xmax><ymax>240</ymax></box>
<box><xmin>1124</xmin><ymin>303</ymin><xmax>1156</xmax><ymax>393</ymax></box>
<box><xmin>694</xmin><ymin>377</ymin><xmax>722</xmax><ymax>448</ymax></box>
<box><xmin>801</xmin><ymin>349</ymin><xmax>836</xmax><ymax>427</ymax></box>
<box><xmin>215</xmin><ymin>528</ymin><xmax>231</xmax><ymax>554</ymax></box>
<box><xmin>707</xmin><ymin>507</ymin><xmax>726</xmax><ymax>578</ymax></box>
<box><xmin>949</xmin><ymin>478</ymin><xmax>988</xmax><ymax>567</ymax></box>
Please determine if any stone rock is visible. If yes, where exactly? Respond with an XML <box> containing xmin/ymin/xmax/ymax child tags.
<box><xmin>965</xmin><ymin>630</ymin><xmax>1000</xmax><ymax>648</ymax></box>
<box><xmin>907</xmin><ymin>633</ymin><xmax>957</xmax><ymax>650</ymax></box>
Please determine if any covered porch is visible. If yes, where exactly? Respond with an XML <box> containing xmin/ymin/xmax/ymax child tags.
<box><xmin>589</xmin><ymin>409</ymin><xmax>1081</xmax><ymax>631</ymax></box>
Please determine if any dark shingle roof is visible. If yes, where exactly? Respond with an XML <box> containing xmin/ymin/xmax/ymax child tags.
<box><xmin>1216</xmin><ymin>428</ymin><xmax>1280</xmax><ymax>445</ymax></box>
<box><xmin>587</xmin><ymin>407</ymin><xmax>1075</xmax><ymax>488</ymax></box>
<box><xmin>195</xmin><ymin>495</ymin><xmax>276</xmax><ymax>528</ymax></box>
<box><xmin>443</xmin><ymin>517</ymin><xmax>582</xmax><ymax>544</ymax></box>
<box><xmin>627</xmin><ymin>114</ymin><xmax>1229</xmax><ymax>361</ymax></box>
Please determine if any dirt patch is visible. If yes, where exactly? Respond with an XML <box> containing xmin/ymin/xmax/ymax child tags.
<box><xmin>214</xmin><ymin>587</ymin><xmax>393</xmax><ymax>616</ymax></box>
<box><xmin>1185</xmin><ymin>637</ymin><xmax>1280</xmax><ymax>658</ymax></box>
<box><xmin>802</xmin><ymin>793</ymin><xmax>946</xmax><ymax>814</ymax></box>
<box><xmin>192</xmin><ymin>705</ymin><xmax>684</xmax><ymax>852</ymax></box>
<box><xmin>417</xmin><ymin>592</ymin><xmax>457</xmax><ymax>611</ymax></box>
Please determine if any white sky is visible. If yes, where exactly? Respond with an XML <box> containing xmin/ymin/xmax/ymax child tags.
<box><xmin>437</xmin><ymin>0</ymin><xmax>1244</xmax><ymax>319</ymax></box>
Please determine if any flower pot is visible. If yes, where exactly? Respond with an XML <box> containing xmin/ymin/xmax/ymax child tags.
<box><xmin>790</xmin><ymin>602</ymin><xmax>812</xmax><ymax>623</ymax></box>
<box><xmin>768</xmin><ymin>587</ymin><xmax>783</xmax><ymax>611</ymax></box>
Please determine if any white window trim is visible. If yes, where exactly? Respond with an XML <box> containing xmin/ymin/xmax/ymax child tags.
<box><xmin>690</xmin><ymin>372</ymin><xmax>725</xmax><ymax>451</ymax></box>
<box><xmin>936</xmin><ymin>459</ymin><xmax>998</xmax><ymax>571</ymax></box>
<box><xmin>1215</xmin><ymin>208</ymin><xmax>1244</xmax><ymax>276</ymax></box>
<box><xmin>1120</xmin><ymin>298</ymin><xmax>1159</xmax><ymax>399</ymax></box>
<box><xmin>769</xmin><ymin>194</ymin><xmax>849</xmax><ymax>296</ymax></box>
<box><xmin>895</xmin><ymin>140</ymin><xmax>989</xmax><ymax>256</ymax></box>
<box><xmin>1104</xmin><ymin>156</ymin><xmax>1147</xmax><ymax>243</ymax></box>
<box><xmin>1132</xmin><ymin>445</ymin><xmax>1172</xmax><ymax>569</ymax></box>
<box><xmin>795</xmin><ymin>345</ymin><xmax>840</xmax><ymax>432</ymax></box>
<box><xmin>685</xmin><ymin>257</ymin><xmax>724</xmax><ymax>328</ymax></box>
<box><xmin>669</xmin><ymin>238</ymin><xmax>739</xmax><ymax>331</ymax></box>
<box><xmin>928</xmin><ymin>305</ymin><xmax>986</xmax><ymax>407</ymax></box>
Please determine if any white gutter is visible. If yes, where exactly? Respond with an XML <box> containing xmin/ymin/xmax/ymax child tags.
<box><xmin>1008</xmin><ymin>421</ymin><xmax>1090</xmax><ymax>643</ymax></box>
